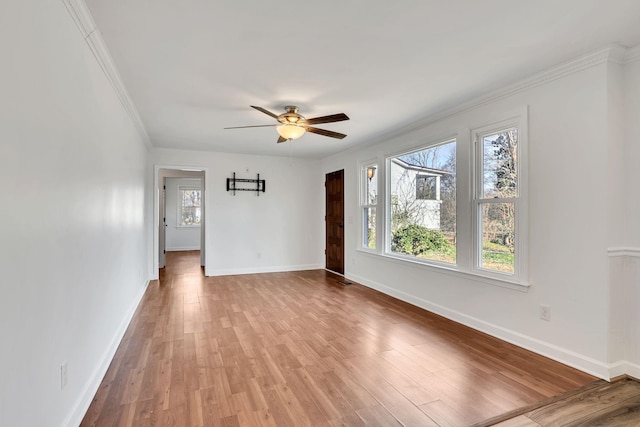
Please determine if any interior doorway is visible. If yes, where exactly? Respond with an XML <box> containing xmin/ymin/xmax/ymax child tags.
<box><xmin>325</xmin><ymin>169</ymin><xmax>344</xmax><ymax>274</ymax></box>
<box><xmin>153</xmin><ymin>166</ymin><xmax>208</xmax><ymax>279</ymax></box>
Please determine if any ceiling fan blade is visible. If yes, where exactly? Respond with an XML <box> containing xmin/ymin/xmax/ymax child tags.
<box><xmin>250</xmin><ymin>105</ymin><xmax>279</xmax><ymax>119</ymax></box>
<box><xmin>277</xmin><ymin>136</ymin><xmax>287</xmax><ymax>143</ymax></box>
<box><xmin>305</xmin><ymin>113</ymin><xmax>349</xmax><ymax>125</ymax></box>
<box><xmin>305</xmin><ymin>126</ymin><xmax>347</xmax><ymax>139</ymax></box>
<box><xmin>224</xmin><ymin>124</ymin><xmax>276</xmax><ymax>129</ymax></box>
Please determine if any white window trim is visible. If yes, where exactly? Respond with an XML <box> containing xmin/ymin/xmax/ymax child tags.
<box><xmin>177</xmin><ymin>185</ymin><xmax>201</xmax><ymax>228</ymax></box>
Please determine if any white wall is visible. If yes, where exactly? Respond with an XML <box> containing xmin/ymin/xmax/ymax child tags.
<box><xmin>151</xmin><ymin>148</ymin><xmax>324</xmax><ymax>276</ymax></box>
<box><xmin>165</xmin><ymin>178</ymin><xmax>202</xmax><ymax>251</ymax></box>
<box><xmin>0</xmin><ymin>1</ymin><xmax>149</xmax><ymax>426</ymax></box>
<box><xmin>625</xmin><ymin>56</ymin><xmax>640</xmax><ymax>375</ymax></box>
<box><xmin>623</xmin><ymin>52</ymin><xmax>640</xmax><ymax>248</ymax></box>
<box><xmin>609</xmin><ymin>52</ymin><xmax>640</xmax><ymax>378</ymax></box>
<box><xmin>321</xmin><ymin>48</ymin><xmax>637</xmax><ymax>379</ymax></box>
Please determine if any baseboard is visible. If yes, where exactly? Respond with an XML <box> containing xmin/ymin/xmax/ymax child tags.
<box><xmin>62</xmin><ymin>279</ymin><xmax>151</xmax><ymax>427</ymax></box>
<box><xmin>348</xmin><ymin>272</ymin><xmax>610</xmax><ymax>380</ymax></box>
<box><xmin>609</xmin><ymin>360</ymin><xmax>640</xmax><ymax>380</ymax></box>
<box><xmin>208</xmin><ymin>264</ymin><xmax>322</xmax><ymax>277</ymax></box>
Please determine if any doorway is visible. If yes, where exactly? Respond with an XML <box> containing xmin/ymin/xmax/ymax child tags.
<box><xmin>153</xmin><ymin>166</ymin><xmax>208</xmax><ymax>279</ymax></box>
<box><xmin>325</xmin><ymin>169</ymin><xmax>344</xmax><ymax>274</ymax></box>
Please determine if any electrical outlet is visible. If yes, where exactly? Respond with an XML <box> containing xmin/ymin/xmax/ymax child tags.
<box><xmin>540</xmin><ymin>305</ymin><xmax>551</xmax><ymax>321</ymax></box>
<box><xmin>60</xmin><ymin>362</ymin><xmax>68</xmax><ymax>389</ymax></box>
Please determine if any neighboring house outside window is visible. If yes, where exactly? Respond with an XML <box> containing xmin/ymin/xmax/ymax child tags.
<box><xmin>388</xmin><ymin>141</ymin><xmax>456</xmax><ymax>264</ymax></box>
<box><xmin>389</xmin><ymin>158</ymin><xmax>451</xmax><ymax>233</ymax></box>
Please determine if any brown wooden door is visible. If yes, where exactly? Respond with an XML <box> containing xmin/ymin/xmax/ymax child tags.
<box><xmin>325</xmin><ymin>170</ymin><xmax>344</xmax><ymax>274</ymax></box>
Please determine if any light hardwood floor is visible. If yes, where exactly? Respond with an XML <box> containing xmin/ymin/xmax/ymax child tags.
<box><xmin>81</xmin><ymin>251</ymin><xmax>596</xmax><ymax>426</ymax></box>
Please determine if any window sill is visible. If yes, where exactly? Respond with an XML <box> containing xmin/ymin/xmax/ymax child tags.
<box><xmin>355</xmin><ymin>248</ymin><xmax>530</xmax><ymax>292</ymax></box>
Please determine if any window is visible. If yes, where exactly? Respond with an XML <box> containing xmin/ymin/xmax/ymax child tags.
<box><xmin>474</xmin><ymin>127</ymin><xmax>519</xmax><ymax>275</ymax></box>
<box><xmin>178</xmin><ymin>186</ymin><xmax>201</xmax><ymax>227</ymax></box>
<box><xmin>416</xmin><ymin>175</ymin><xmax>438</xmax><ymax>200</ymax></box>
<box><xmin>387</xmin><ymin>140</ymin><xmax>456</xmax><ymax>264</ymax></box>
<box><xmin>361</xmin><ymin>164</ymin><xmax>378</xmax><ymax>249</ymax></box>
<box><xmin>363</xmin><ymin>109</ymin><xmax>527</xmax><ymax>287</ymax></box>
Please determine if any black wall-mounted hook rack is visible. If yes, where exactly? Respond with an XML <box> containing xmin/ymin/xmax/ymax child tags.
<box><xmin>226</xmin><ymin>172</ymin><xmax>266</xmax><ymax>196</ymax></box>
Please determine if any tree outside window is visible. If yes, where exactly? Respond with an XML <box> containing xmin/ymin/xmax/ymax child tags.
<box><xmin>477</xmin><ymin>128</ymin><xmax>518</xmax><ymax>273</ymax></box>
<box><xmin>178</xmin><ymin>186</ymin><xmax>201</xmax><ymax>226</ymax></box>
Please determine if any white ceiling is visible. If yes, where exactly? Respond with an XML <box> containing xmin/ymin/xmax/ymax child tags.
<box><xmin>84</xmin><ymin>0</ymin><xmax>640</xmax><ymax>158</ymax></box>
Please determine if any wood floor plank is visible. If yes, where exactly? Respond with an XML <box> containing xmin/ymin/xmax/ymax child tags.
<box><xmin>420</xmin><ymin>399</ymin><xmax>479</xmax><ymax>427</ymax></box>
<box><xmin>492</xmin><ymin>415</ymin><xmax>543</xmax><ymax>426</ymax></box>
<box><xmin>355</xmin><ymin>405</ymin><xmax>403</xmax><ymax>426</ymax></box>
<box><xmin>80</xmin><ymin>251</ymin><xmax>598</xmax><ymax>427</ymax></box>
<box><xmin>575</xmin><ymin>399</ymin><xmax>640</xmax><ymax>426</ymax></box>
<box><xmin>492</xmin><ymin>379</ymin><xmax>640</xmax><ymax>427</ymax></box>
<box><xmin>527</xmin><ymin>379</ymin><xmax>640</xmax><ymax>426</ymax></box>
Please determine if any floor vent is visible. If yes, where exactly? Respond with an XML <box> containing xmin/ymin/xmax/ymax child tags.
<box><xmin>338</xmin><ymin>280</ymin><xmax>352</xmax><ymax>286</ymax></box>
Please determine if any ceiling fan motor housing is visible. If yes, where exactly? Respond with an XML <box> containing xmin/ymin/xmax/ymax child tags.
<box><xmin>278</xmin><ymin>106</ymin><xmax>306</xmax><ymax>125</ymax></box>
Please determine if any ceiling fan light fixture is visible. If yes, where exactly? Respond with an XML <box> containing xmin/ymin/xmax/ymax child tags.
<box><xmin>227</xmin><ymin>105</ymin><xmax>349</xmax><ymax>143</ymax></box>
<box><xmin>277</xmin><ymin>124</ymin><xmax>306</xmax><ymax>140</ymax></box>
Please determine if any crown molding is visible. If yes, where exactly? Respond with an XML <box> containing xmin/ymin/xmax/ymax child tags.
<box><xmin>356</xmin><ymin>44</ymin><xmax>631</xmax><ymax>150</ymax></box>
<box><xmin>625</xmin><ymin>45</ymin><xmax>640</xmax><ymax>64</ymax></box>
<box><xmin>427</xmin><ymin>45</ymin><xmax>625</xmax><ymax>123</ymax></box>
<box><xmin>608</xmin><ymin>247</ymin><xmax>640</xmax><ymax>258</ymax></box>
<box><xmin>61</xmin><ymin>0</ymin><xmax>151</xmax><ymax>149</ymax></box>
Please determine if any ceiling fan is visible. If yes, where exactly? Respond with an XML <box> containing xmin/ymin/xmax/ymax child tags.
<box><xmin>225</xmin><ymin>105</ymin><xmax>349</xmax><ymax>143</ymax></box>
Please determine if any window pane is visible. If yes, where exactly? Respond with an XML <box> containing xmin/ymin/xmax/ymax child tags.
<box><xmin>480</xmin><ymin>202</ymin><xmax>515</xmax><ymax>273</ymax></box>
<box><xmin>482</xmin><ymin>129</ymin><xmax>518</xmax><ymax>198</ymax></box>
<box><xmin>389</xmin><ymin>141</ymin><xmax>456</xmax><ymax>263</ymax></box>
<box><xmin>416</xmin><ymin>175</ymin><xmax>437</xmax><ymax>200</ymax></box>
<box><xmin>179</xmin><ymin>187</ymin><xmax>201</xmax><ymax>226</ymax></box>
<box><xmin>181</xmin><ymin>207</ymin><xmax>201</xmax><ymax>226</ymax></box>
<box><xmin>363</xmin><ymin>207</ymin><xmax>376</xmax><ymax>249</ymax></box>
<box><xmin>365</xmin><ymin>166</ymin><xmax>377</xmax><ymax>205</ymax></box>
<box><xmin>182</xmin><ymin>189</ymin><xmax>201</xmax><ymax>207</ymax></box>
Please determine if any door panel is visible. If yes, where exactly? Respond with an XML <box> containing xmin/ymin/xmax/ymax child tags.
<box><xmin>325</xmin><ymin>170</ymin><xmax>344</xmax><ymax>274</ymax></box>
<box><xmin>159</xmin><ymin>181</ymin><xmax>166</xmax><ymax>268</ymax></box>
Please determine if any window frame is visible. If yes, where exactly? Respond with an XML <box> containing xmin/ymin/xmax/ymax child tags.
<box><xmin>471</xmin><ymin>114</ymin><xmax>528</xmax><ymax>284</ymax></box>
<box><xmin>356</xmin><ymin>108</ymin><xmax>528</xmax><ymax>290</ymax></box>
<box><xmin>177</xmin><ymin>185</ymin><xmax>202</xmax><ymax>228</ymax></box>
<box><xmin>360</xmin><ymin>162</ymin><xmax>379</xmax><ymax>251</ymax></box>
